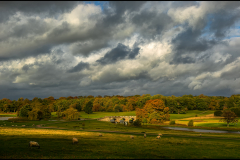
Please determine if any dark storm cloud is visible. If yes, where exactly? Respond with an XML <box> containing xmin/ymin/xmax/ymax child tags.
<box><xmin>96</xmin><ymin>43</ymin><xmax>140</xmax><ymax>64</ymax></box>
<box><xmin>0</xmin><ymin>1</ymin><xmax>80</xmax><ymax>22</ymax></box>
<box><xmin>170</xmin><ymin>28</ymin><xmax>217</xmax><ymax>64</ymax></box>
<box><xmin>68</xmin><ymin>61</ymin><xmax>90</xmax><ymax>73</ymax></box>
<box><xmin>132</xmin><ymin>11</ymin><xmax>173</xmax><ymax>38</ymax></box>
<box><xmin>209</xmin><ymin>10</ymin><xmax>240</xmax><ymax>38</ymax></box>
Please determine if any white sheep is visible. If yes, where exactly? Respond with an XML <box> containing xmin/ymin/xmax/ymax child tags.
<box><xmin>99</xmin><ymin>133</ymin><xmax>102</xmax><ymax>137</ymax></box>
<box><xmin>158</xmin><ymin>133</ymin><xmax>162</xmax><ymax>136</ymax></box>
<box><xmin>22</xmin><ymin>125</ymin><xmax>26</xmax><ymax>127</ymax></box>
<box><xmin>29</xmin><ymin>141</ymin><xmax>40</xmax><ymax>149</ymax></box>
<box><xmin>156</xmin><ymin>136</ymin><xmax>161</xmax><ymax>139</ymax></box>
<box><xmin>72</xmin><ymin>137</ymin><xmax>78</xmax><ymax>144</ymax></box>
<box><xmin>144</xmin><ymin>134</ymin><xmax>146</xmax><ymax>138</ymax></box>
<box><xmin>130</xmin><ymin>135</ymin><xmax>134</xmax><ymax>139</ymax></box>
<box><xmin>12</xmin><ymin>125</ymin><xmax>14</xmax><ymax>127</ymax></box>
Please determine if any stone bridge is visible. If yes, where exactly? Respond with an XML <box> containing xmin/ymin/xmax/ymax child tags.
<box><xmin>98</xmin><ymin>116</ymin><xmax>136</xmax><ymax>123</ymax></box>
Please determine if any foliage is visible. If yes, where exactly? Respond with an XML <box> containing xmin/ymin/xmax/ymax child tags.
<box><xmin>169</xmin><ymin>120</ymin><xmax>175</xmax><ymax>125</ymax></box>
<box><xmin>19</xmin><ymin>104</ymin><xmax>32</xmax><ymax>117</ymax></box>
<box><xmin>188</xmin><ymin>120</ymin><xmax>194</xmax><ymax>126</ymax></box>
<box><xmin>136</xmin><ymin>99</ymin><xmax>170</xmax><ymax>124</ymax></box>
<box><xmin>132</xmin><ymin>119</ymin><xmax>141</xmax><ymax>126</ymax></box>
<box><xmin>230</xmin><ymin>107</ymin><xmax>240</xmax><ymax>117</ymax></box>
<box><xmin>62</xmin><ymin>107</ymin><xmax>80</xmax><ymax>120</ymax></box>
<box><xmin>84</xmin><ymin>101</ymin><xmax>93</xmax><ymax>114</ymax></box>
<box><xmin>214</xmin><ymin>110</ymin><xmax>223</xmax><ymax>116</ymax></box>
<box><xmin>220</xmin><ymin>109</ymin><xmax>238</xmax><ymax>127</ymax></box>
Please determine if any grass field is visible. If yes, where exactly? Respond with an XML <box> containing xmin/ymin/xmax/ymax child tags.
<box><xmin>1</xmin><ymin>122</ymin><xmax>240</xmax><ymax>159</ymax></box>
<box><xmin>1</xmin><ymin>108</ymin><xmax>240</xmax><ymax>159</ymax></box>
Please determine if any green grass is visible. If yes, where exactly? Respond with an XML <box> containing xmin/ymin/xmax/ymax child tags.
<box><xmin>51</xmin><ymin>111</ymin><xmax>136</xmax><ymax>119</ymax></box>
<box><xmin>170</xmin><ymin>110</ymin><xmax>215</xmax><ymax>120</ymax></box>
<box><xmin>1</xmin><ymin>125</ymin><xmax>240</xmax><ymax>159</ymax></box>
<box><xmin>0</xmin><ymin>113</ymin><xmax>17</xmax><ymax>117</ymax></box>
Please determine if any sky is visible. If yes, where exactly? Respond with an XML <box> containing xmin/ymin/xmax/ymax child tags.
<box><xmin>1</xmin><ymin>1</ymin><xmax>240</xmax><ymax>100</ymax></box>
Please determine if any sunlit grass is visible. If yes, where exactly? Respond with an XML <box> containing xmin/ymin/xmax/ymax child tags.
<box><xmin>1</xmin><ymin>127</ymin><xmax>240</xmax><ymax>159</ymax></box>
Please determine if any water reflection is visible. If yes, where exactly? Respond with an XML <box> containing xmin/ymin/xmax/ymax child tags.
<box><xmin>163</xmin><ymin>127</ymin><xmax>240</xmax><ymax>134</ymax></box>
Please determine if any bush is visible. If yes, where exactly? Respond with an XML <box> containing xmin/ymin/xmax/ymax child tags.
<box><xmin>133</xmin><ymin>119</ymin><xmax>141</xmax><ymax>126</ymax></box>
<box><xmin>169</xmin><ymin>120</ymin><xmax>175</xmax><ymax>125</ymax></box>
<box><xmin>188</xmin><ymin>120</ymin><xmax>194</xmax><ymax>126</ymax></box>
<box><xmin>214</xmin><ymin>110</ymin><xmax>223</xmax><ymax>116</ymax></box>
<box><xmin>195</xmin><ymin>114</ymin><xmax>198</xmax><ymax>117</ymax></box>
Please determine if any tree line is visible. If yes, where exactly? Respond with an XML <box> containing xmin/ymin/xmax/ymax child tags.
<box><xmin>0</xmin><ymin>94</ymin><xmax>240</xmax><ymax>120</ymax></box>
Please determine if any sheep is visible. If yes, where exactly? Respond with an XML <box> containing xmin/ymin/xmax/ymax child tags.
<box><xmin>12</xmin><ymin>125</ymin><xmax>14</xmax><ymax>127</ymax></box>
<box><xmin>99</xmin><ymin>133</ymin><xmax>102</xmax><ymax>137</ymax></box>
<box><xmin>72</xmin><ymin>138</ymin><xmax>78</xmax><ymax>144</ymax></box>
<box><xmin>130</xmin><ymin>135</ymin><xmax>134</xmax><ymax>139</ymax></box>
<box><xmin>29</xmin><ymin>141</ymin><xmax>40</xmax><ymax>149</ymax></box>
<box><xmin>22</xmin><ymin>125</ymin><xmax>26</xmax><ymax>127</ymax></box>
<box><xmin>144</xmin><ymin>134</ymin><xmax>146</xmax><ymax>138</ymax></box>
<box><xmin>158</xmin><ymin>133</ymin><xmax>162</xmax><ymax>136</ymax></box>
<box><xmin>200</xmin><ymin>134</ymin><xmax>202</xmax><ymax>137</ymax></box>
<box><xmin>156</xmin><ymin>136</ymin><xmax>161</xmax><ymax>139</ymax></box>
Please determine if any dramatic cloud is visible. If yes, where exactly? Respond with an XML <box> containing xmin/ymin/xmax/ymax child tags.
<box><xmin>0</xmin><ymin>1</ymin><xmax>240</xmax><ymax>99</ymax></box>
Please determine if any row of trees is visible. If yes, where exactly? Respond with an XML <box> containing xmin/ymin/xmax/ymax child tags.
<box><xmin>0</xmin><ymin>94</ymin><xmax>240</xmax><ymax>116</ymax></box>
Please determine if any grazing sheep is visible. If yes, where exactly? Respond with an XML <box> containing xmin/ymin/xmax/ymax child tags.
<box><xmin>130</xmin><ymin>135</ymin><xmax>134</xmax><ymax>139</ymax></box>
<box><xmin>29</xmin><ymin>141</ymin><xmax>40</xmax><ymax>149</ymax></box>
<box><xmin>144</xmin><ymin>134</ymin><xmax>146</xmax><ymax>138</ymax></box>
<box><xmin>200</xmin><ymin>134</ymin><xmax>202</xmax><ymax>137</ymax></box>
<box><xmin>156</xmin><ymin>136</ymin><xmax>161</xmax><ymax>139</ymax></box>
<box><xmin>12</xmin><ymin>125</ymin><xmax>14</xmax><ymax>127</ymax></box>
<box><xmin>72</xmin><ymin>138</ymin><xmax>78</xmax><ymax>144</ymax></box>
<box><xmin>99</xmin><ymin>133</ymin><xmax>102</xmax><ymax>137</ymax></box>
<box><xmin>158</xmin><ymin>133</ymin><xmax>162</xmax><ymax>136</ymax></box>
<box><xmin>22</xmin><ymin>125</ymin><xmax>26</xmax><ymax>127</ymax></box>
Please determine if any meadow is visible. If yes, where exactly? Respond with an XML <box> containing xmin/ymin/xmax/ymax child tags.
<box><xmin>1</xmin><ymin>110</ymin><xmax>240</xmax><ymax>159</ymax></box>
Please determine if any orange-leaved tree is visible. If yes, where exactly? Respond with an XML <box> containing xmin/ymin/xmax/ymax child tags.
<box><xmin>136</xmin><ymin>99</ymin><xmax>169</xmax><ymax>124</ymax></box>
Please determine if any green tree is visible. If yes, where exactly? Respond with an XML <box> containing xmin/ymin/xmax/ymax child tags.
<box><xmin>19</xmin><ymin>104</ymin><xmax>32</xmax><ymax>117</ymax></box>
<box><xmin>84</xmin><ymin>101</ymin><xmax>93</xmax><ymax>114</ymax></box>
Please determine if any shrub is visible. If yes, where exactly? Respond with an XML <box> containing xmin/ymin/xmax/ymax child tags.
<box><xmin>169</xmin><ymin>120</ymin><xmax>175</xmax><ymax>125</ymax></box>
<box><xmin>195</xmin><ymin>114</ymin><xmax>198</xmax><ymax>117</ymax></box>
<box><xmin>214</xmin><ymin>110</ymin><xmax>223</xmax><ymax>116</ymax></box>
<box><xmin>188</xmin><ymin>120</ymin><xmax>194</xmax><ymax>126</ymax></box>
<box><xmin>133</xmin><ymin>119</ymin><xmax>141</xmax><ymax>126</ymax></box>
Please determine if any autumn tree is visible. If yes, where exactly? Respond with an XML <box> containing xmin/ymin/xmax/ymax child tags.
<box><xmin>62</xmin><ymin>107</ymin><xmax>80</xmax><ymax>120</ymax></box>
<box><xmin>136</xmin><ymin>99</ymin><xmax>170</xmax><ymax>124</ymax></box>
<box><xmin>220</xmin><ymin>109</ymin><xmax>238</xmax><ymax>127</ymax></box>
